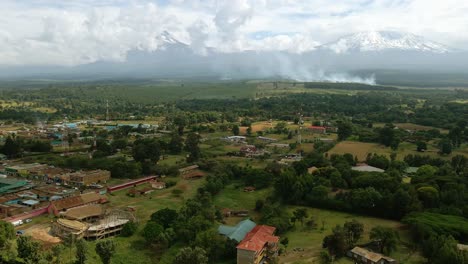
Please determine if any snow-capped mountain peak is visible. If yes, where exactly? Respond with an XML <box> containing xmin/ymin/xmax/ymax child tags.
<box><xmin>320</xmin><ymin>31</ymin><xmax>452</xmax><ymax>54</ymax></box>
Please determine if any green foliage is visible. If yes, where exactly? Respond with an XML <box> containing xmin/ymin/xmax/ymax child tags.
<box><xmin>121</xmin><ymin>221</ymin><xmax>138</xmax><ymax>237</ymax></box>
<box><xmin>0</xmin><ymin>220</ymin><xmax>14</xmax><ymax>249</ymax></box>
<box><xmin>185</xmin><ymin>132</ymin><xmax>201</xmax><ymax>162</ymax></box>
<box><xmin>369</xmin><ymin>226</ymin><xmax>399</xmax><ymax>254</ymax></box>
<box><xmin>173</xmin><ymin>247</ymin><xmax>208</xmax><ymax>264</ymax></box>
<box><xmin>75</xmin><ymin>239</ymin><xmax>87</xmax><ymax>264</ymax></box>
<box><xmin>17</xmin><ymin>235</ymin><xmax>42</xmax><ymax>263</ymax></box>
<box><xmin>403</xmin><ymin>212</ymin><xmax>468</xmax><ymax>242</ymax></box>
<box><xmin>141</xmin><ymin>222</ymin><xmax>164</xmax><ymax>244</ymax></box>
<box><xmin>337</xmin><ymin>122</ymin><xmax>353</xmax><ymax>141</ymax></box>
<box><xmin>95</xmin><ymin>240</ymin><xmax>116</xmax><ymax>264</ymax></box>
<box><xmin>150</xmin><ymin>208</ymin><xmax>178</xmax><ymax>229</ymax></box>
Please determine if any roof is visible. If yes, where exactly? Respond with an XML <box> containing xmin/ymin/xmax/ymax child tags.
<box><xmin>64</xmin><ymin>204</ymin><xmax>103</xmax><ymax>220</ymax></box>
<box><xmin>236</xmin><ymin>225</ymin><xmax>279</xmax><ymax>252</ymax></box>
<box><xmin>52</xmin><ymin>192</ymin><xmax>102</xmax><ymax>211</ymax></box>
<box><xmin>309</xmin><ymin>126</ymin><xmax>326</xmax><ymax>130</ymax></box>
<box><xmin>218</xmin><ymin>219</ymin><xmax>257</xmax><ymax>242</ymax></box>
<box><xmin>457</xmin><ymin>244</ymin><xmax>468</xmax><ymax>251</ymax></box>
<box><xmin>22</xmin><ymin>199</ymin><xmax>40</xmax><ymax>206</ymax></box>
<box><xmin>57</xmin><ymin>218</ymin><xmax>88</xmax><ymax>232</ymax></box>
<box><xmin>351</xmin><ymin>165</ymin><xmax>385</xmax><ymax>173</ymax></box>
<box><xmin>350</xmin><ymin>247</ymin><xmax>395</xmax><ymax>263</ymax></box>
<box><xmin>405</xmin><ymin>167</ymin><xmax>419</xmax><ymax>174</ymax></box>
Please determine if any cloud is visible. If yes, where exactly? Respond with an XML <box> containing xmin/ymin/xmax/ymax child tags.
<box><xmin>0</xmin><ymin>0</ymin><xmax>466</xmax><ymax>66</ymax></box>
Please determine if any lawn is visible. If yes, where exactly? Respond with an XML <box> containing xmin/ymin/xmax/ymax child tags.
<box><xmin>279</xmin><ymin>207</ymin><xmax>425</xmax><ymax>264</ymax></box>
<box><xmin>107</xmin><ymin>176</ymin><xmax>205</xmax><ymax>221</ymax></box>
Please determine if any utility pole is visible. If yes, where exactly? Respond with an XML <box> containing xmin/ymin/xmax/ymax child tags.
<box><xmin>106</xmin><ymin>99</ymin><xmax>109</xmax><ymax>122</ymax></box>
<box><xmin>297</xmin><ymin>112</ymin><xmax>303</xmax><ymax>144</ymax></box>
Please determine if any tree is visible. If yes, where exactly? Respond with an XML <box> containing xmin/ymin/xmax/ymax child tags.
<box><xmin>337</xmin><ymin>122</ymin><xmax>353</xmax><ymax>141</ymax></box>
<box><xmin>193</xmin><ymin>230</ymin><xmax>226</xmax><ymax>262</ymax></box>
<box><xmin>369</xmin><ymin>226</ymin><xmax>399</xmax><ymax>254</ymax></box>
<box><xmin>232</xmin><ymin>125</ymin><xmax>240</xmax><ymax>136</ymax></box>
<box><xmin>75</xmin><ymin>239</ymin><xmax>87</xmax><ymax>264</ymax></box>
<box><xmin>438</xmin><ymin>139</ymin><xmax>453</xmax><ymax>155</ymax></box>
<box><xmin>0</xmin><ymin>220</ymin><xmax>14</xmax><ymax>248</ymax></box>
<box><xmin>141</xmin><ymin>222</ymin><xmax>164</xmax><ymax>244</ymax></box>
<box><xmin>17</xmin><ymin>235</ymin><xmax>41</xmax><ymax>263</ymax></box>
<box><xmin>343</xmin><ymin>220</ymin><xmax>364</xmax><ymax>247</ymax></box>
<box><xmin>416</xmin><ymin>141</ymin><xmax>427</xmax><ymax>152</ymax></box>
<box><xmin>185</xmin><ymin>132</ymin><xmax>201</xmax><ymax>162</ymax></box>
<box><xmin>150</xmin><ymin>208</ymin><xmax>178</xmax><ymax>229</ymax></box>
<box><xmin>2</xmin><ymin>136</ymin><xmax>21</xmax><ymax>158</ymax></box>
<box><xmin>169</xmin><ymin>133</ymin><xmax>183</xmax><ymax>154</ymax></box>
<box><xmin>319</xmin><ymin>251</ymin><xmax>332</xmax><ymax>264</ymax></box>
<box><xmin>173</xmin><ymin>247</ymin><xmax>208</xmax><ymax>264</ymax></box>
<box><xmin>292</xmin><ymin>208</ymin><xmax>308</xmax><ymax>226</ymax></box>
<box><xmin>322</xmin><ymin>225</ymin><xmax>347</xmax><ymax>257</ymax></box>
<box><xmin>121</xmin><ymin>221</ymin><xmax>138</xmax><ymax>237</ymax></box>
<box><xmin>95</xmin><ymin>240</ymin><xmax>116</xmax><ymax>264</ymax></box>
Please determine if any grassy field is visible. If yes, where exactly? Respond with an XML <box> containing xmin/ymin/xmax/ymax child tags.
<box><xmin>107</xmin><ymin>176</ymin><xmax>205</xmax><ymax>221</ymax></box>
<box><xmin>327</xmin><ymin>140</ymin><xmax>468</xmax><ymax>161</ymax></box>
<box><xmin>280</xmin><ymin>207</ymin><xmax>425</xmax><ymax>264</ymax></box>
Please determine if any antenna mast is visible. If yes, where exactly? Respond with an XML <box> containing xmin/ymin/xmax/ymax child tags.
<box><xmin>106</xmin><ymin>100</ymin><xmax>109</xmax><ymax>121</ymax></box>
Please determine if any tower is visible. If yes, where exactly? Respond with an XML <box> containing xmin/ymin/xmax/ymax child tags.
<box><xmin>106</xmin><ymin>100</ymin><xmax>109</xmax><ymax>122</ymax></box>
<box><xmin>297</xmin><ymin>112</ymin><xmax>303</xmax><ymax>144</ymax></box>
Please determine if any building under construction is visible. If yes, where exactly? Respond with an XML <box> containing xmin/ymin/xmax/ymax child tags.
<box><xmin>52</xmin><ymin>204</ymin><xmax>136</xmax><ymax>240</ymax></box>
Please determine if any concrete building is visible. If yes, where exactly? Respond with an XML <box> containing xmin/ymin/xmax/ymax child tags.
<box><xmin>236</xmin><ymin>225</ymin><xmax>279</xmax><ymax>264</ymax></box>
<box><xmin>68</xmin><ymin>170</ymin><xmax>111</xmax><ymax>187</ymax></box>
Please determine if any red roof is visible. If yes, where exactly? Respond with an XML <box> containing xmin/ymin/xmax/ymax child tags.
<box><xmin>236</xmin><ymin>225</ymin><xmax>279</xmax><ymax>252</ymax></box>
<box><xmin>309</xmin><ymin>126</ymin><xmax>326</xmax><ymax>130</ymax></box>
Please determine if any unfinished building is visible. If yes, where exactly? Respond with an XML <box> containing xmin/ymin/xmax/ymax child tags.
<box><xmin>52</xmin><ymin>205</ymin><xmax>136</xmax><ymax>240</ymax></box>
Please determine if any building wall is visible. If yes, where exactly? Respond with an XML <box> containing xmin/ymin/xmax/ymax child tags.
<box><xmin>237</xmin><ymin>249</ymin><xmax>256</xmax><ymax>264</ymax></box>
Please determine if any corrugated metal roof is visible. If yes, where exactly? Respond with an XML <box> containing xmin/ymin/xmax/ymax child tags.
<box><xmin>218</xmin><ymin>219</ymin><xmax>257</xmax><ymax>242</ymax></box>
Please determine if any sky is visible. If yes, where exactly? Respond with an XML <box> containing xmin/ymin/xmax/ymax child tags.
<box><xmin>0</xmin><ymin>0</ymin><xmax>467</xmax><ymax>66</ymax></box>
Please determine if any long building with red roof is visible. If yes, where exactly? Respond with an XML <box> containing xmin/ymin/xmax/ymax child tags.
<box><xmin>236</xmin><ymin>225</ymin><xmax>279</xmax><ymax>264</ymax></box>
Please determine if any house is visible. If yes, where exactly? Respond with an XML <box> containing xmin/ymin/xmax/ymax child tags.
<box><xmin>222</xmin><ymin>208</ymin><xmax>249</xmax><ymax>217</ymax></box>
<box><xmin>240</xmin><ymin>145</ymin><xmax>257</xmax><ymax>154</ymax></box>
<box><xmin>352</xmin><ymin>164</ymin><xmax>385</xmax><ymax>173</ymax></box>
<box><xmin>347</xmin><ymin>247</ymin><xmax>397</xmax><ymax>264</ymax></box>
<box><xmin>244</xmin><ymin>186</ymin><xmax>256</xmax><ymax>192</ymax></box>
<box><xmin>224</xmin><ymin>136</ymin><xmax>247</xmax><ymax>143</ymax></box>
<box><xmin>307</xmin><ymin>166</ymin><xmax>318</xmax><ymax>174</ymax></box>
<box><xmin>308</xmin><ymin>126</ymin><xmax>327</xmax><ymax>134</ymax></box>
<box><xmin>183</xmin><ymin>171</ymin><xmax>206</xmax><ymax>180</ymax></box>
<box><xmin>178</xmin><ymin>165</ymin><xmax>199</xmax><ymax>175</ymax></box>
<box><xmin>266</xmin><ymin>143</ymin><xmax>290</xmax><ymax>149</ymax></box>
<box><xmin>218</xmin><ymin>219</ymin><xmax>257</xmax><ymax>242</ymax></box>
<box><xmin>257</xmin><ymin>136</ymin><xmax>277</xmax><ymax>142</ymax></box>
<box><xmin>236</xmin><ymin>225</ymin><xmax>279</xmax><ymax>264</ymax></box>
<box><xmin>151</xmin><ymin>181</ymin><xmax>166</xmax><ymax>190</ymax></box>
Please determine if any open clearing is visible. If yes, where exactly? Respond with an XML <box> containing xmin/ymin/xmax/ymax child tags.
<box><xmin>280</xmin><ymin>207</ymin><xmax>424</xmax><ymax>264</ymax></box>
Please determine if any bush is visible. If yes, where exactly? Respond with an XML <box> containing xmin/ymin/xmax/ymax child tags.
<box><xmin>121</xmin><ymin>221</ymin><xmax>138</xmax><ymax>237</ymax></box>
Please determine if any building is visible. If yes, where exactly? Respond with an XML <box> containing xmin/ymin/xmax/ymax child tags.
<box><xmin>352</xmin><ymin>164</ymin><xmax>385</xmax><ymax>173</ymax></box>
<box><xmin>183</xmin><ymin>171</ymin><xmax>206</xmax><ymax>180</ymax></box>
<box><xmin>178</xmin><ymin>165</ymin><xmax>199</xmax><ymax>175</ymax></box>
<box><xmin>0</xmin><ymin>178</ymin><xmax>29</xmax><ymax>194</ymax></box>
<box><xmin>68</xmin><ymin>170</ymin><xmax>111</xmax><ymax>186</ymax></box>
<box><xmin>257</xmin><ymin>136</ymin><xmax>277</xmax><ymax>142</ymax></box>
<box><xmin>307</xmin><ymin>166</ymin><xmax>318</xmax><ymax>174</ymax></box>
<box><xmin>224</xmin><ymin>136</ymin><xmax>247</xmax><ymax>143</ymax></box>
<box><xmin>49</xmin><ymin>192</ymin><xmax>103</xmax><ymax>214</ymax></box>
<box><xmin>151</xmin><ymin>181</ymin><xmax>166</xmax><ymax>190</ymax></box>
<box><xmin>347</xmin><ymin>247</ymin><xmax>397</xmax><ymax>264</ymax></box>
<box><xmin>308</xmin><ymin>126</ymin><xmax>327</xmax><ymax>134</ymax></box>
<box><xmin>236</xmin><ymin>225</ymin><xmax>279</xmax><ymax>264</ymax></box>
<box><xmin>4</xmin><ymin>163</ymin><xmax>47</xmax><ymax>177</ymax></box>
<box><xmin>218</xmin><ymin>219</ymin><xmax>257</xmax><ymax>242</ymax></box>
